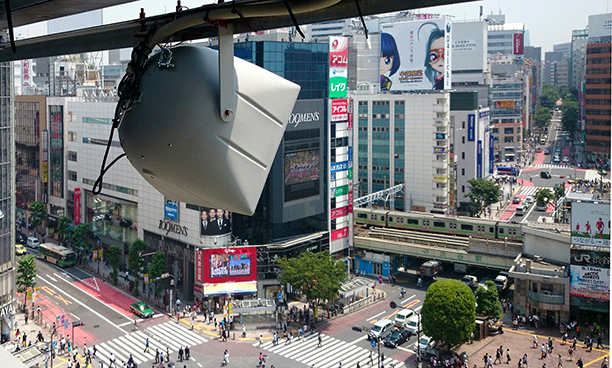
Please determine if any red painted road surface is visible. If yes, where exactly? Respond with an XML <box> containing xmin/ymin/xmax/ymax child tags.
<box><xmin>73</xmin><ymin>277</ymin><xmax>139</xmax><ymax>318</ymax></box>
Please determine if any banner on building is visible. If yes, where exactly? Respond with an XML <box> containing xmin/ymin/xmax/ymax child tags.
<box><xmin>73</xmin><ymin>188</ymin><xmax>81</xmax><ymax>225</ymax></box>
<box><xmin>513</xmin><ymin>33</ymin><xmax>524</xmax><ymax>55</ymax></box>
<box><xmin>477</xmin><ymin>140</ymin><xmax>483</xmax><ymax>179</ymax></box>
<box><xmin>380</xmin><ymin>18</ymin><xmax>451</xmax><ymax>92</ymax></box>
<box><xmin>467</xmin><ymin>114</ymin><xmax>475</xmax><ymax>141</ymax></box>
<box><xmin>22</xmin><ymin>60</ymin><xmax>33</xmax><ymax>87</ymax></box>
<box><xmin>571</xmin><ymin>202</ymin><xmax>610</xmax><ymax>247</ymax></box>
<box><xmin>495</xmin><ymin>100</ymin><xmax>515</xmax><ymax>108</ymax></box>
<box><xmin>331</xmin><ymin>99</ymin><xmax>348</xmax><ymax>122</ymax></box>
<box><xmin>570</xmin><ymin>265</ymin><xmax>610</xmax><ymax>300</ymax></box>
<box><xmin>331</xmin><ymin>206</ymin><xmax>348</xmax><ymax>220</ymax></box>
<box><xmin>331</xmin><ymin>227</ymin><xmax>349</xmax><ymax>241</ymax></box>
<box><xmin>164</xmin><ymin>199</ymin><xmax>179</xmax><ymax>221</ymax></box>
<box><xmin>329</xmin><ymin>37</ymin><xmax>348</xmax><ymax>98</ymax></box>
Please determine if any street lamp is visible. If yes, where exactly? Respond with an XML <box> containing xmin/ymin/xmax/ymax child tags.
<box><xmin>30</xmin><ymin>277</ymin><xmax>36</xmax><ymax>319</ymax></box>
<box><xmin>407</xmin><ymin>307</ymin><xmax>421</xmax><ymax>362</ymax></box>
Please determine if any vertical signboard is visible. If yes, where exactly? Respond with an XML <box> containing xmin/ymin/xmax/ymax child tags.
<box><xmin>513</xmin><ymin>33</ymin><xmax>524</xmax><ymax>55</ymax></box>
<box><xmin>329</xmin><ymin>37</ymin><xmax>348</xmax><ymax>98</ymax></box>
<box><xmin>164</xmin><ymin>199</ymin><xmax>179</xmax><ymax>221</ymax></box>
<box><xmin>476</xmin><ymin>140</ymin><xmax>483</xmax><ymax>179</ymax></box>
<box><xmin>488</xmin><ymin>135</ymin><xmax>495</xmax><ymax>174</ymax></box>
<box><xmin>380</xmin><ymin>18</ymin><xmax>451</xmax><ymax>91</ymax></box>
<box><xmin>195</xmin><ymin>248</ymin><xmax>204</xmax><ymax>284</ymax></box>
<box><xmin>73</xmin><ymin>188</ymin><xmax>81</xmax><ymax>225</ymax></box>
<box><xmin>22</xmin><ymin>60</ymin><xmax>32</xmax><ymax>87</ymax></box>
<box><xmin>467</xmin><ymin>114</ymin><xmax>475</xmax><ymax>141</ymax></box>
<box><xmin>331</xmin><ymin>99</ymin><xmax>348</xmax><ymax>122</ymax></box>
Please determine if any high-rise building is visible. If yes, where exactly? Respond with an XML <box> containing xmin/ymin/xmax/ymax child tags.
<box><xmin>0</xmin><ymin>60</ymin><xmax>16</xmax><ymax>343</ymax></box>
<box><xmin>584</xmin><ymin>13</ymin><xmax>612</xmax><ymax>164</ymax></box>
<box><xmin>570</xmin><ymin>28</ymin><xmax>589</xmax><ymax>91</ymax></box>
<box><xmin>486</xmin><ymin>12</ymin><xmax>525</xmax><ymax>60</ymax></box>
<box><xmin>451</xmin><ymin>21</ymin><xmax>490</xmax><ymax>108</ymax></box>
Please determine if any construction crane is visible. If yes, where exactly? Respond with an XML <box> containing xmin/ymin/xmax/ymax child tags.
<box><xmin>353</xmin><ymin>184</ymin><xmax>404</xmax><ymax>207</ymax></box>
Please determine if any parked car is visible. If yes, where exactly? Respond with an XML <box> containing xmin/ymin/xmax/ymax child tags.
<box><xmin>383</xmin><ymin>328</ymin><xmax>411</xmax><ymax>348</ymax></box>
<box><xmin>130</xmin><ymin>301</ymin><xmax>154</xmax><ymax>318</ymax></box>
<box><xmin>420</xmin><ymin>260</ymin><xmax>442</xmax><ymax>278</ymax></box>
<box><xmin>394</xmin><ymin>309</ymin><xmax>415</xmax><ymax>328</ymax></box>
<box><xmin>15</xmin><ymin>244</ymin><xmax>27</xmax><ymax>256</ymax></box>
<box><xmin>540</xmin><ymin>171</ymin><xmax>552</xmax><ymax>179</ymax></box>
<box><xmin>368</xmin><ymin>319</ymin><xmax>394</xmax><ymax>341</ymax></box>
<box><xmin>460</xmin><ymin>275</ymin><xmax>478</xmax><ymax>289</ymax></box>
<box><xmin>26</xmin><ymin>237</ymin><xmax>40</xmax><ymax>249</ymax></box>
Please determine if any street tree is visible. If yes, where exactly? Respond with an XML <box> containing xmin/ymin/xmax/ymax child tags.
<box><xmin>538</xmin><ymin>84</ymin><xmax>559</xmax><ymax>109</ymax></box>
<box><xmin>128</xmin><ymin>239</ymin><xmax>147</xmax><ymax>295</ymax></box>
<box><xmin>28</xmin><ymin>201</ymin><xmax>46</xmax><ymax>230</ymax></box>
<box><xmin>466</xmin><ymin>178</ymin><xmax>501</xmax><ymax>217</ymax></box>
<box><xmin>277</xmin><ymin>251</ymin><xmax>346</xmax><ymax>305</ymax></box>
<box><xmin>536</xmin><ymin>188</ymin><xmax>554</xmax><ymax>208</ymax></box>
<box><xmin>56</xmin><ymin>216</ymin><xmax>70</xmax><ymax>246</ymax></box>
<box><xmin>16</xmin><ymin>255</ymin><xmax>37</xmax><ymax>308</ymax></box>
<box><xmin>561</xmin><ymin>100</ymin><xmax>579</xmax><ymax>136</ymax></box>
<box><xmin>475</xmin><ymin>280</ymin><xmax>502</xmax><ymax>319</ymax></box>
<box><xmin>71</xmin><ymin>224</ymin><xmax>93</xmax><ymax>256</ymax></box>
<box><xmin>148</xmin><ymin>252</ymin><xmax>167</xmax><ymax>296</ymax></box>
<box><xmin>534</xmin><ymin>106</ymin><xmax>552</xmax><ymax>128</ymax></box>
<box><xmin>106</xmin><ymin>245</ymin><xmax>121</xmax><ymax>285</ymax></box>
<box><xmin>421</xmin><ymin>279</ymin><xmax>476</xmax><ymax>347</ymax></box>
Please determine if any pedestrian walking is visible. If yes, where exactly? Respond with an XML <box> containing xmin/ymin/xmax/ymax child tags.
<box><xmin>185</xmin><ymin>345</ymin><xmax>190</xmax><ymax>359</ymax></box>
<box><xmin>541</xmin><ymin>344</ymin><xmax>547</xmax><ymax>359</ymax></box>
<box><xmin>144</xmin><ymin>337</ymin><xmax>150</xmax><ymax>353</ymax></box>
<box><xmin>109</xmin><ymin>352</ymin><xmax>116</xmax><ymax>368</ymax></box>
<box><xmin>489</xmin><ymin>356</ymin><xmax>494</xmax><ymax>368</ymax></box>
<box><xmin>155</xmin><ymin>348</ymin><xmax>160</xmax><ymax>363</ymax></box>
<box><xmin>318</xmin><ymin>333</ymin><xmax>322</xmax><ymax>347</ymax></box>
<box><xmin>568</xmin><ymin>347</ymin><xmax>574</xmax><ymax>361</ymax></box>
<box><xmin>159</xmin><ymin>351</ymin><xmax>164</xmax><ymax>364</ymax></box>
<box><xmin>506</xmin><ymin>349</ymin><xmax>511</xmax><ymax>364</ymax></box>
<box><xmin>601</xmin><ymin>357</ymin><xmax>608</xmax><ymax>368</ymax></box>
<box><xmin>223</xmin><ymin>349</ymin><xmax>229</xmax><ymax>365</ymax></box>
<box><xmin>179</xmin><ymin>346</ymin><xmax>184</xmax><ymax>362</ymax></box>
<box><xmin>576</xmin><ymin>358</ymin><xmax>583</xmax><ymax>368</ymax></box>
<box><xmin>558</xmin><ymin>354</ymin><xmax>563</xmax><ymax>368</ymax></box>
<box><xmin>93</xmin><ymin>345</ymin><xmax>97</xmax><ymax>357</ymax></box>
<box><xmin>483</xmin><ymin>353</ymin><xmax>489</xmax><ymax>368</ymax></box>
<box><xmin>369</xmin><ymin>350</ymin><xmax>374</xmax><ymax>365</ymax></box>
<box><xmin>259</xmin><ymin>334</ymin><xmax>264</xmax><ymax>347</ymax></box>
<box><xmin>596</xmin><ymin>334</ymin><xmax>604</xmax><ymax>349</ymax></box>
<box><xmin>534</xmin><ymin>335</ymin><xmax>539</xmax><ymax>349</ymax></box>
<box><xmin>495</xmin><ymin>349</ymin><xmax>502</xmax><ymax>364</ymax></box>
<box><xmin>166</xmin><ymin>347</ymin><xmax>170</xmax><ymax>362</ymax></box>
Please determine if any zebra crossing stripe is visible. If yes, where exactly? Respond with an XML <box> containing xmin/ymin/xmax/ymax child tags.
<box><xmin>300</xmin><ymin>338</ymin><xmax>348</xmax><ymax>366</ymax></box>
<box><xmin>318</xmin><ymin>343</ymin><xmax>364</xmax><ymax>366</ymax></box>
<box><xmin>114</xmin><ymin>335</ymin><xmax>149</xmax><ymax>363</ymax></box>
<box><xmin>341</xmin><ymin>350</ymin><xmax>374</xmax><ymax>368</ymax></box>
<box><xmin>133</xmin><ymin>331</ymin><xmax>166</xmax><ymax>354</ymax></box>
<box><xmin>291</xmin><ymin>336</ymin><xmax>334</xmax><ymax>361</ymax></box>
<box><xmin>158</xmin><ymin>321</ymin><xmax>208</xmax><ymax>344</ymax></box>
<box><xmin>146</xmin><ymin>325</ymin><xmax>183</xmax><ymax>351</ymax></box>
<box><xmin>94</xmin><ymin>342</ymin><xmax>114</xmax><ymax>363</ymax></box>
<box><xmin>105</xmin><ymin>338</ymin><xmax>137</xmax><ymax>364</ymax></box>
<box><xmin>151</xmin><ymin>322</ymin><xmax>202</xmax><ymax>347</ymax></box>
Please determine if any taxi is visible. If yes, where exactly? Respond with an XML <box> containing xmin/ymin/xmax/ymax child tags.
<box><xmin>15</xmin><ymin>244</ymin><xmax>27</xmax><ymax>256</ymax></box>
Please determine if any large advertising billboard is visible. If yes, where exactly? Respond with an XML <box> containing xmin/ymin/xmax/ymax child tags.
<box><xmin>201</xmin><ymin>247</ymin><xmax>257</xmax><ymax>284</ymax></box>
<box><xmin>570</xmin><ymin>265</ymin><xmax>610</xmax><ymax>300</ymax></box>
<box><xmin>284</xmin><ymin>150</ymin><xmax>320</xmax><ymax>185</ymax></box>
<box><xmin>380</xmin><ymin>18</ymin><xmax>451</xmax><ymax>92</ymax></box>
<box><xmin>199</xmin><ymin>207</ymin><xmax>232</xmax><ymax>237</ymax></box>
<box><xmin>513</xmin><ymin>33</ymin><xmax>524</xmax><ymax>55</ymax></box>
<box><xmin>329</xmin><ymin>36</ymin><xmax>348</xmax><ymax>98</ymax></box>
<box><xmin>571</xmin><ymin>202</ymin><xmax>610</xmax><ymax>247</ymax></box>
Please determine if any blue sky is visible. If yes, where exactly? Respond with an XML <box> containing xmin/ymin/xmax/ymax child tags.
<box><xmin>16</xmin><ymin>0</ymin><xmax>612</xmax><ymax>53</ymax></box>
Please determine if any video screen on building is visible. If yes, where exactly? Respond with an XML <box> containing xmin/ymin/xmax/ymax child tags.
<box><xmin>199</xmin><ymin>247</ymin><xmax>257</xmax><ymax>283</ymax></box>
<box><xmin>199</xmin><ymin>207</ymin><xmax>232</xmax><ymax>237</ymax></box>
<box><xmin>284</xmin><ymin>149</ymin><xmax>320</xmax><ymax>185</ymax></box>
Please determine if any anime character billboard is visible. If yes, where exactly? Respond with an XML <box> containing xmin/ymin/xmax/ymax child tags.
<box><xmin>380</xmin><ymin>18</ymin><xmax>451</xmax><ymax>92</ymax></box>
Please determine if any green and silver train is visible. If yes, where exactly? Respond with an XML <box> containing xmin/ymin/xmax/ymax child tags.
<box><xmin>354</xmin><ymin>207</ymin><xmax>523</xmax><ymax>242</ymax></box>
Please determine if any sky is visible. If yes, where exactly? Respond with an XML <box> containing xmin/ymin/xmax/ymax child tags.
<box><xmin>15</xmin><ymin>0</ymin><xmax>612</xmax><ymax>54</ymax></box>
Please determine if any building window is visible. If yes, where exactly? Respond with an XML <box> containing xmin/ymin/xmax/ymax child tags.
<box><xmin>504</xmin><ymin>136</ymin><xmax>514</xmax><ymax>143</ymax></box>
<box><xmin>68</xmin><ymin>151</ymin><xmax>77</xmax><ymax>162</ymax></box>
<box><xmin>462</xmin><ymin>185</ymin><xmax>465</xmax><ymax>193</ymax></box>
<box><xmin>504</xmin><ymin>127</ymin><xmax>514</xmax><ymax>134</ymax></box>
<box><xmin>68</xmin><ymin>131</ymin><xmax>77</xmax><ymax>142</ymax></box>
<box><xmin>462</xmin><ymin>136</ymin><xmax>465</xmax><ymax>144</ymax></box>
<box><xmin>461</xmin><ymin>168</ymin><xmax>465</xmax><ymax>176</ymax></box>
<box><xmin>461</xmin><ymin>152</ymin><xmax>465</xmax><ymax>159</ymax></box>
<box><xmin>68</xmin><ymin>170</ymin><xmax>77</xmax><ymax>181</ymax></box>
<box><xmin>462</xmin><ymin>121</ymin><xmax>465</xmax><ymax>129</ymax></box>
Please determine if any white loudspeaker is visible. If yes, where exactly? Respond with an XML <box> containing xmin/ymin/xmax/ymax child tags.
<box><xmin>118</xmin><ymin>46</ymin><xmax>300</xmax><ymax>215</ymax></box>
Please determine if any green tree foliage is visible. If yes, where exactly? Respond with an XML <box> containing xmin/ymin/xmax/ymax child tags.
<box><xmin>536</xmin><ymin>188</ymin><xmax>553</xmax><ymax>207</ymax></box>
<box><xmin>561</xmin><ymin>100</ymin><xmax>579</xmax><ymax>136</ymax></box>
<box><xmin>16</xmin><ymin>255</ymin><xmax>37</xmax><ymax>306</ymax></box>
<box><xmin>28</xmin><ymin>201</ymin><xmax>46</xmax><ymax>229</ymax></box>
<box><xmin>538</xmin><ymin>84</ymin><xmax>559</xmax><ymax>109</ymax></box>
<box><xmin>148</xmin><ymin>252</ymin><xmax>167</xmax><ymax>295</ymax></box>
<box><xmin>421</xmin><ymin>279</ymin><xmax>476</xmax><ymax>347</ymax></box>
<box><xmin>554</xmin><ymin>184</ymin><xmax>565</xmax><ymax>199</ymax></box>
<box><xmin>71</xmin><ymin>224</ymin><xmax>93</xmax><ymax>254</ymax></box>
<box><xmin>534</xmin><ymin>106</ymin><xmax>552</xmax><ymax>128</ymax></box>
<box><xmin>106</xmin><ymin>246</ymin><xmax>121</xmax><ymax>286</ymax></box>
<box><xmin>466</xmin><ymin>179</ymin><xmax>501</xmax><ymax>217</ymax></box>
<box><xmin>128</xmin><ymin>239</ymin><xmax>147</xmax><ymax>295</ymax></box>
<box><xmin>475</xmin><ymin>280</ymin><xmax>502</xmax><ymax>319</ymax></box>
<box><xmin>56</xmin><ymin>217</ymin><xmax>70</xmax><ymax>246</ymax></box>
<box><xmin>277</xmin><ymin>251</ymin><xmax>346</xmax><ymax>303</ymax></box>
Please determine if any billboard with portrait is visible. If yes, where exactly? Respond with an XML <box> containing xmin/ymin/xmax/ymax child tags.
<box><xmin>202</xmin><ymin>247</ymin><xmax>257</xmax><ymax>284</ymax></box>
<box><xmin>284</xmin><ymin>150</ymin><xmax>320</xmax><ymax>185</ymax></box>
<box><xmin>199</xmin><ymin>207</ymin><xmax>232</xmax><ymax>237</ymax></box>
<box><xmin>571</xmin><ymin>202</ymin><xmax>610</xmax><ymax>247</ymax></box>
<box><xmin>380</xmin><ymin>18</ymin><xmax>451</xmax><ymax>92</ymax></box>
<box><xmin>570</xmin><ymin>265</ymin><xmax>610</xmax><ymax>300</ymax></box>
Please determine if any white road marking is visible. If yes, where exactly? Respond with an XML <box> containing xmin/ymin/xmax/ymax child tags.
<box><xmin>397</xmin><ymin>346</ymin><xmax>414</xmax><ymax>353</ymax></box>
<box><xmin>366</xmin><ymin>311</ymin><xmax>386</xmax><ymax>321</ymax></box>
<box><xmin>70</xmin><ymin>312</ymin><xmax>79</xmax><ymax>320</ymax></box>
<box><xmin>46</xmin><ymin>275</ymin><xmax>57</xmax><ymax>282</ymax></box>
<box><xmin>51</xmin><ymin>272</ymin><xmax>133</xmax><ymax>321</ymax></box>
<box><xmin>401</xmin><ymin>294</ymin><xmax>416</xmax><ymax>305</ymax></box>
<box><xmin>38</xmin><ymin>274</ymin><xmax>126</xmax><ymax>333</ymax></box>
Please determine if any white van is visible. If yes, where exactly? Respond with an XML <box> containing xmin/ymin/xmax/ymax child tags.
<box><xmin>26</xmin><ymin>237</ymin><xmax>40</xmax><ymax>249</ymax></box>
<box><xmin>405</xmin><ymin>314</ymin><xmax>422</xmax><ymax>334</ymax></box>
<box><xmin>367</xmin><ymin>319</ymin><xmax>394</xmax><ymax>341</ymax></box>
<box><xmin>394</xmin><ymin>309</ymin><xmax>414</xmax><ymax>328</ymax></box>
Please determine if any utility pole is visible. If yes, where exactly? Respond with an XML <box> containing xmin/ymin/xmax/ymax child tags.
<box><xmin>49</xmin><ymin>323</ymin><xmax>56</xmax><ymax>368</ymax></box>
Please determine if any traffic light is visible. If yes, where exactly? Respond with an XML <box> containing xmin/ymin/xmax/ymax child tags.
<box><xmin>72</xmin><ymin>320</ymin><xmax>84</xmax><ymax>327</ymax></box>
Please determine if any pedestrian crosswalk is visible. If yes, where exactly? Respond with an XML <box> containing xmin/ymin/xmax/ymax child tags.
<box><xmin>254</xmin><ymin>333</ymin><xmax>405</xmax><ymax>368</ymax></box>
<box><xmin>517</xmin><ymin>186</ymin><xmax>552</xmax><ymax>196</ymax></box>
<box><xmin>532</xmin><ymin>164</ymin><xmax>569</xmax><ymax>169</ymax></box>
<box><xmin>94</xmin><ymin>321</ymin><xmax>208</xmax><ymax>365</ymax></box>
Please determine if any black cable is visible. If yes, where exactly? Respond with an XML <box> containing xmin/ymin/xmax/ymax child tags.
<box><xmin>92</xmin><ymin>124</ymin><xmax>126</xmax><ymax>195</ymax></box>
<box><xmin>282</xmin><ymin>0</ymin><xmax>305</xmax><ymax>39</ymax></box>
<box><xmin>354</xmin><ymin>0</ymin><xmax>369</xmax><ymax>40</ymax></box>
<box><xmin>4</xmin><ymin>0</ymin><xmax>16</xmax><ymax>52</ymax></box>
